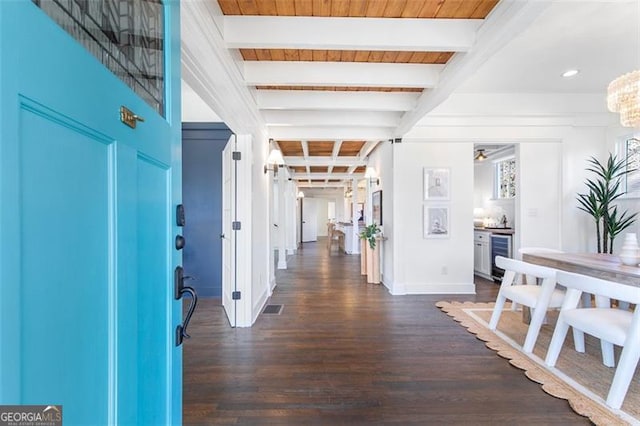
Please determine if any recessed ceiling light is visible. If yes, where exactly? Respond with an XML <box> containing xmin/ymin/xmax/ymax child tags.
<box><xmin>562</xmin><ymin>69</ymin><xmax>579</xmax><ymax>78</ymax></box>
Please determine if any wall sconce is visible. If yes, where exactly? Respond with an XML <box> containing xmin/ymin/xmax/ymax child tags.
<box><xmin>364</xmin><ymin>166</ymin><xmax>379</xmax><ymax>186</ymax></box>
<box><xmin>297</xmin><ymin>191</ymin><xmax>305</xmax><ymax>198</ymax></box>
<box><xmin>264</xmin><ymin>148</ymin><xmax>284</xmax><ymax>175</ymax></box>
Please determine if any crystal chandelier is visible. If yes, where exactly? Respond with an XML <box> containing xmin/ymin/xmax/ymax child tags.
<box><xmin>607</xmin><ymin>70</ymin><xmax>640</xmax><ymax>127</ymax></box>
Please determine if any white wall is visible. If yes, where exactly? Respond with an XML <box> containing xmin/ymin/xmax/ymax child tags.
<box><xmin>328</xmin><ymin>201</ymin><xmax>336</xmax><ymax>221</ymax></box>
<box><xmin>560</xmin><ymin>127</ymin><xmax>609</xmax><ymax>253</ymax></box>
<box><xmin>407</xmin><ymin>91</ymin><xmax>634</xmax><ymax>261</ymax></box>
<box><xmin>335</xmin><ymin>195</ymin><xmax>346</xmax><ymax>222</ymax></box>
<box><xmin>516</xmin><ymin>142</ymin><xmax>562</xmax><ymax>253</ymax></box>
<box><xmin>295</xmin><ymin>195</ymin><xmax>302</xmax><ymax>247</ymax></box>
<box><xmin>315</xmin><ymin>197</ymin><xmax>329</xmax><ymax>237</ymax></box>
<box><xmin>286</xmin><ymin>179</ymin><xmax>297</xmax><ymax>253</ymax></box>
<box><xmin>271</xmin><ymin>180</ymin><xmax>278</xmax><ymax>249</ymax></box>
<box><xmin>391</xmin><ymin>141</ymin><xmax>475</xmax><ymax>294</ymax></box>
<box><xmin>251</xmin><ymin>132</ymin><xmax>271</xmax><ymax>324</ymax></box>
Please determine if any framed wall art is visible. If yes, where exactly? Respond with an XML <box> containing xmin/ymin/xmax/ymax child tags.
<box><xmin>424</xmin><ymin>168</ymin><xmax>450</xmax><ymax>200</ymax></box>
<box><xmin>424</xmin><ymin>205</ymin><xmax>450</xmax><ymax>239</ymax></box>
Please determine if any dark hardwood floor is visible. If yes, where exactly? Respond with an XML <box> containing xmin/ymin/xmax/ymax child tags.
<box><xmin>184</xmin><ymin>241</ymin><xmax>590</xmax><ymax>425</ymax></box>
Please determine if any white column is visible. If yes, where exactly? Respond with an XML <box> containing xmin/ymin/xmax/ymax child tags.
<box><xmin>277</xmin><ymin>167</ymin><xmax>287</xmax><ymax>269</ymax></box>
<box><xmin>285</xmin><ymin>179</ymin><xmax>296</xmax><ymax>255</ymax></box>
<box><xmin>351</xmin><ymin>178</ymin><xmax>360</xmax><ymax>254</ymax></box>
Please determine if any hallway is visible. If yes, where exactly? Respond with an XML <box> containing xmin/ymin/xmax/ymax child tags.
<box><xmin>183</xmin><ymin>242</ymin><xmax>588</xmax><ymax>424</ymax></box>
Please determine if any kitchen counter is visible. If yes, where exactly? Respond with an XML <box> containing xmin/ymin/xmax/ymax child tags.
<box><xmin>474</xmin><ymin>227</ymin><xmax>515</xmax><ymax>235</ymax></box>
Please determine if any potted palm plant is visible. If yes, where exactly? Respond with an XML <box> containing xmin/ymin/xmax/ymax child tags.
<box><xmin>577</xmin><ymin>153</ymin><xmax>637</xmax><ymax>254</ymax></box>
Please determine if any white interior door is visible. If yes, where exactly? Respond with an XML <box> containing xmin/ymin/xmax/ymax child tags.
<box><xmin>221</xmin><ymin>135</ymin><xmax>235</xmax><ymax>327</ymax></box>
<box><xmin>302</xmin><ymin>198</ymin><xmax>318</xmax><ymax>242</ymax></box>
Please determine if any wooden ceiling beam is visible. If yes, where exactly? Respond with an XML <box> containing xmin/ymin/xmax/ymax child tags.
<box><xmin>224</xmin><ymin>16</ymin><xmax>481</xmax><ymax>52</ymax></box>
<box><xmin>292</xmin><ymin>173</ymin><xmax>364</xmax><ymax>180</ymax></box>
<box><xmin>257</xmin><ymin>90</ymin><xmax>419</xmax><ymax>112</ymax></box>
<box><xmin>332</xmin><ymin>140</ymin><xmax>343</xmax><ymax>159</ymax></box>
<box><xmin>296</xmin><ymin>182</ymin><xmax>350</xmax><ymax>188</ymax></box>
<box><xmin>359</xmin><ymin>141</ymin><xmax>380</xmax><ymax>159</ymax></box>
<box><xmin>268</xmin><ymin>126</ymin><xmax>393</xmax><ymax>140</ymax></box>
<box><xmin>283</xmin><ymin>156</ymin><xmax>367</xmax><ymax>167</ymax></box>
<box><xmin>262</xmin><ymin>110</ymin><xmax>401</xmax><ymax>127</ymax></box>
<box><xmin>244</xmin><ymin>61</ymin><xmax>443</xmax><ymax>88</ymax></box>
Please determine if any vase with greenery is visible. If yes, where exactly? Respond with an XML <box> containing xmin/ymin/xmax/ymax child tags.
<box><xmin>359</xmin><ymin>223</ymin><xmax>380</xmax><ymax>249</ymax></box>
<box><xmin>576</xmin><ymin>153</ymin><xmax>637</xmax><ymax>254</ymax></box>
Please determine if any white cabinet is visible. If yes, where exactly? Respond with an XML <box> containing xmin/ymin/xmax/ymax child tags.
<box><xmin>474</xmin><ymin>231</ymin><xmax>492</xmax><ymax>278</ymax></box>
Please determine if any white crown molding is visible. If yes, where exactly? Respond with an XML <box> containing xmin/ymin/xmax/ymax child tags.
<box><xmin>403</xmin><ymin>125</ymin><xmax>571</xmax><ymax>142</ymax></box>
<box><xmin>416</xmin><ymin>114</ymin><xmax>613</xmax><ymax>128</ymax></box>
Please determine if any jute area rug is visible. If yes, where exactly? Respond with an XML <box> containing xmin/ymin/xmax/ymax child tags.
<box><xmin>437</xmin><ymin>301</ymin><xmax>640</xmax><ymax>426</ymax></box>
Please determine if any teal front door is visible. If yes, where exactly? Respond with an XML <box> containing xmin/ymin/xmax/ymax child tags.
<box><xmin>0</xmin><ymin>1</ymin><xmax>182</xmax><ymax>424</ymax></box>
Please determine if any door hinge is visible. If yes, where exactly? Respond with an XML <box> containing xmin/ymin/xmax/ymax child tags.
<box><xmin>232</xmin><ymin>291</ymin><xmax>241</xmax><ymax>300</ymax></box>
<box><xmin>232</xmin><ymin>151</ymin><xmax>241</xmax><ymax>160</ymax></box>
<box><xmin>232</xmin><ymin>221</ymin><xmax>241</xmax><ymax>230</ymax></box>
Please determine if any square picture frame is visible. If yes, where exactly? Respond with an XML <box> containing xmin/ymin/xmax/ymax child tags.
<box><xmin>424</xmin><ymin>204</ymin><xmax>450</xmax><ymax>239</ymax></box>
<box><xmin>424</xmin><ymin>168</ymin><xmax>450</xmax><ymax>200</ymax></box>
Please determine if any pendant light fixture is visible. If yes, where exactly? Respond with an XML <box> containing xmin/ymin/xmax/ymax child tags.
<box><xmin>474</xmin><ymin>149</ymin><xmax>488</xmax><ymax>161</ymax></box>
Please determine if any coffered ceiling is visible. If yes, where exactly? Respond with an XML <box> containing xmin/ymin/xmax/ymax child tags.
<box><xmin>212</xmin><ymin>0</ymin><xmax>505</xmax><ymax>188</ymax></box>
<box><xmin>182</xmin><ymin>0</ymin><xmax>550</xmax><ymax>188</ymax></box>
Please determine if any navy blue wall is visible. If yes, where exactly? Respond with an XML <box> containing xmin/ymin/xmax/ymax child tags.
<box><xmin>182</xmin><ymin>123</ymin><xmax>232</xmax><ymax>298</ymax></box>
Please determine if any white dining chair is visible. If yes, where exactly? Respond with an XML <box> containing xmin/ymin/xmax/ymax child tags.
<box><xmin>513</xmin><ymin>247</ymin><xmax>564</xmax><ymax>312</ymax></box>
<box><xmin>518</xmin><ymin>247</ymin><xmax>563</xmax><ymax>282</ymax></box>
<box><xmin>489</xmin><ymin>256</ymin><xmax>564</xmax><ymax>353</ymax></box>
<box><xmin>545</xmin><ymin>271</ymin><xmax>640</xmax><ymax>409</ymax></box>
<box><xmin>519</xmin><ymin>247</ymin><xmax>595</xmax><ymax>309</ymax></box>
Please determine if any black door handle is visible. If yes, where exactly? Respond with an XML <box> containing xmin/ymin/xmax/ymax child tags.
<box><xmin>220</xmin><ymin>233</ymin><xmax>225</xmax><ymax>239</ymax></box>
<box><xmin>174</xmin><ymin>266</ymin><xmax>198</xmax><ymax>346</ymax></box>
<box><xmin>177</xmin><ymin>285</ymin><xmax>197</xmax><ymax>342</ymax></box>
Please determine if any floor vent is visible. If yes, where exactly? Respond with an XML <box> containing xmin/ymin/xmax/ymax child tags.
<box><xmin>262</xmin><ymin>304</ymin><xmax>283</xmax><ymax>315</ymax></box>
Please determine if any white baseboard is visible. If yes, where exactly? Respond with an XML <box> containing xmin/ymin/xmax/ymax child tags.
<box><xmin>251</xmin><ymin>286</ymin><xmax>270</xmax><ymax>325</ymax></box>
